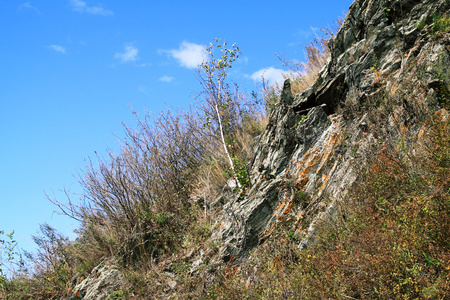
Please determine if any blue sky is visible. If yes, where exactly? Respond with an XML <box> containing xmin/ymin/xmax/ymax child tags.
<box><xmin>0</xmin><ymin>0</ymin><xmax>353</xmax><ymax>256</ymax></box>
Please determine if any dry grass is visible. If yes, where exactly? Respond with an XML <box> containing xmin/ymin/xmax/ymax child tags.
<box><xmin>277</xmin><ymin>18</ymin><xmax>343</xmax><ymax>95</ymax></box>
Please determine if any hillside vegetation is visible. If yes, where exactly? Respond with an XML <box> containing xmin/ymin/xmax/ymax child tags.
<box><xmin>1</xmin><ymin>0</ymin><xmax>449</xmax><ymax>299</ymax></box>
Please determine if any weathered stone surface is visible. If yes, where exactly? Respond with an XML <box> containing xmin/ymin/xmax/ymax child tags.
<box><xmin>292</xmin><ymin>86</ymin><xmax>316</xmax><ymax>113</ymax></box>
<box><xmin>66</xmin><ymin>262</ymin><xmax>128</xmax><ymax>300</ymax></box>
<box><xmin>215</xmin><ymin>0</ymin><xmax>450</xmax><ymax>261</ymax></box>
<box><xmin>293</xmin><ymin>0</ymin><xmax>450</xmax><ymax>115</ymax></box>
<box><xmin>279</xmin><ymin>79</ymin><xmax>294</xmax><ymax>105</ymax></box>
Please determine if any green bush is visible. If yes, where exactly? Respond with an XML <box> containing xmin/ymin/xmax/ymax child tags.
<box><xmin>432</xmin><ymin>13</ymin><xmax>450</xmax><ymax>35</ymax></box>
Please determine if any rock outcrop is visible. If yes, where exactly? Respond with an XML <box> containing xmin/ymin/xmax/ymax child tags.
<box><xmin>66</xmin><ymin>262</ymin><xmax>129</xmax><ymax>300</ymax></box>
<box><xmin>216</xmin><ymin>0</ymin><xmax>450</xmax><ymax>261</ymax></box>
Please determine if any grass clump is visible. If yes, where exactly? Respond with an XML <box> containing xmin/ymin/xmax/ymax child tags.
<box><xmin>432</xmin><ymin>13</ymin><xmax>450</xmax><ymax>35</ymax></box>
<box><xmin>277</xmin><ymin>17</ymin><xmax>343</xmax><ymax>95</ymax></box>
<box><xmin>416</xmin><ymin>13</ymin><xmax>450</xmax><ymax>36</ymax></box>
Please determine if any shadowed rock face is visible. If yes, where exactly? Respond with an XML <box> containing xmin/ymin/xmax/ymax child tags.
<box><xmin>216</xmin><ymin>0</ymin><xmax>450</xmax><ymax>261</ymax></box>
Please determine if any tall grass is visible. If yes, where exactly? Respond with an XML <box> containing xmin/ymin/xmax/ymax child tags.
<box><xmin>277</xmin><ymin>18</ymin><xmax>343</xmax><ymax>95</ymax></box>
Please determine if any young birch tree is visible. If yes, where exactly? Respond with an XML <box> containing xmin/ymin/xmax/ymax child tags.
<box><xmin>197</xmin><ymin>39</ymin><xmax>242</xmax><ymax>189</ymax></box>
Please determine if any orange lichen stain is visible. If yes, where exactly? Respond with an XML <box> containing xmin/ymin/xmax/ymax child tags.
<box><xmin>372</xmin><ymin>71</ymin><xmax>382</xmax><ymax>86</ymax></box>
<box><xmin>303</xmin><ymin>164</ymin><xmax>313</xmax><ymax>174</ymax></box>
<box><xmin>296</xmin><ymin>177</ymin><xmax>308</xmax><ymax>189</ymax></box>
<box><xmin>283</xmin><ymin>201</ymin><xmax>293</xmax><ymax>215</ymax></box>
<box><xmin>292</xmin><ymin>123</ymin><xmax>342</xmax><ymax>201</ymax></box>
<box><xmin>417</xmin><ymin>128</ymin><xmax>425</xmax><ymax>140</ymax></box>
<box><xmin>271</xmin><ymin>223</ymin><xmax>276</xmax><ymax>229</ymax></box>
<box><xmin>275</xmin><ymin>202</ymin><xmax>285</xmax><ymax>211</ymax></box>
<box><xmin>400</xmin><ymin>124</ymin><xmax>407</xmax><ymax>135</ymax></box>
<box><xmin>318</xmin><ymin>174</ymin><xmax>330</xmax><ymax>195</ymax></box>
<box><xmin>316</xmin><ymin>144</ymin><xmax>335</xmax><ymax>171</ymax></box>
<box><xmin>390</xmin><ymin>83</ymin><xmax>399</xmax><ymax>96</ymax></box>
<box><xmin>434</xmin><ymin>109</ymin><xmax>448</xmax><ymax>121</ymax></box>
<box><xmin>297</xmin><ymin>226</ymin><xmax>303</xmax><ymax>233</ymax></box>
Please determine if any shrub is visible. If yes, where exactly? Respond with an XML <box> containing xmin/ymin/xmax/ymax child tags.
<box><xmin>25</xmin><ymin>38</ymin><xmax>268</xmax><ymax>298</ymax></box>
<box><xmin>431</xmin><ymin>13</ymin><xmax>450</xmax><ymax>35</ymax></box>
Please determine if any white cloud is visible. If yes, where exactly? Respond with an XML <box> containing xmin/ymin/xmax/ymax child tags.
<box><xmin>70</xmin><ymin>0</ymin><xmax>113</xmax><ymax>16</ymax></box>
<box><xmin>18</xmin><ymin>2</ymin><xmax>40</xmax><ymax>14</ymax></box>
<box><xmin>115</xmin><ymin>45</ymin><xmax>138</xmax><ymax>63</ymax></box>
<box><xmin>159</xmin><ymin>76</ymin><xmax>174</xmax><ymax>83</ymax></box>
<box><xmin>48</xmin><ymin>45</ymin><xmax>66</xmax><ymax>54</ymax></box>
<box><xmin>167</xmin><ymin>41</ymin><xmax>206</xmax><ymax>69</ymax></box>
<box><xmin>294</xmin><ymin>28</ymin><xmax>314</xmax><ymax>41</ymax></box>
<box><xmin>239</xmin><ymin>56</ymin><xmax>249</xmax><ymax>64</ymax></box>
<box><xmin>250</xmin><ymin>67</ymin><xmax>286</xmax><ymax>86</ymax></box>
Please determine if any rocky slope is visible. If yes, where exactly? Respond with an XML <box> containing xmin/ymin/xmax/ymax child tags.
<box><xmin>216</xmin><ymin>0</ymin><xmax>449</xmax><ymax>261</ymax></box>
<box><xmin>69</xmin><ymin>0</ymin><xmax>450</xmax><ymax>298</ymax></box>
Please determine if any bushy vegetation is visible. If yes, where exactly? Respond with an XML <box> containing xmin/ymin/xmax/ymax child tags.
<box><xmin>0</xmin><ymin>230</ymin><xmax>28</xmax><ymax>298</ymax></box>
<box><xmin>1</xmin><ymin>39</ymin><xmax>267</xmax><ymax>299</ymax></box>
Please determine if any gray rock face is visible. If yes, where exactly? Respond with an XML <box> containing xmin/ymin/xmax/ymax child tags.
<box><xmin>216</xmin><ymin>0</ymin><xmax>450</xmax><ymax>260</ymax></box>
<box><xmin>295</xmin><ymin>0</ymin><xmax>449</xmax><ymax>113</ymax></box>
<box><xmin>66</xmin><ymin>262</ymin><xmax>128</xmax><ymax>300</ymax></box>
